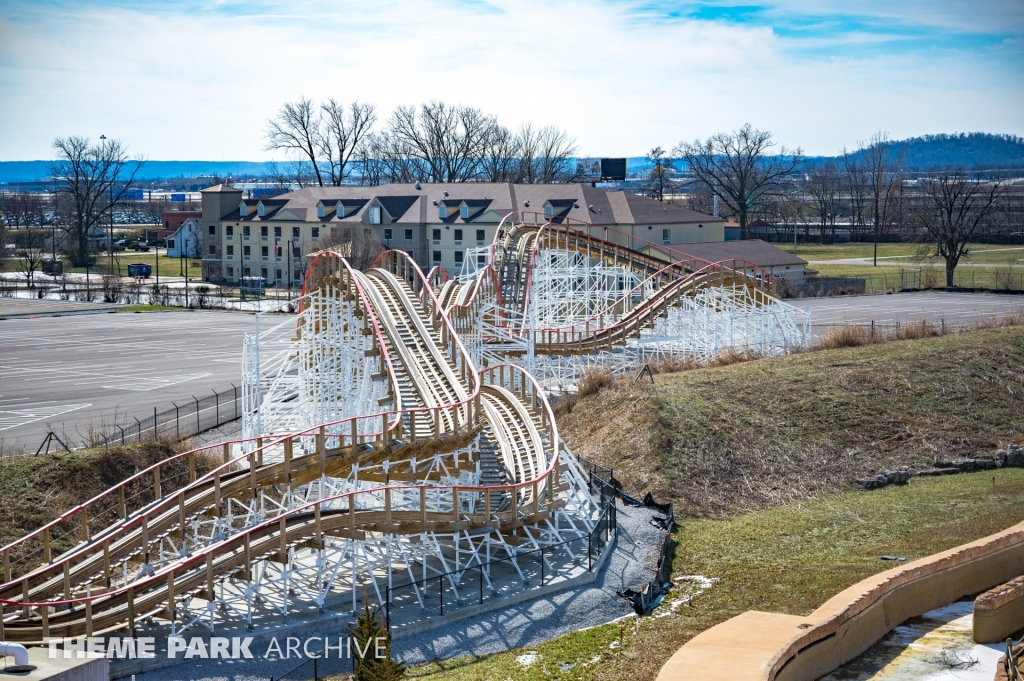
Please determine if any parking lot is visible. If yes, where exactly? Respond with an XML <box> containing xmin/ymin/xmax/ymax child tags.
<box><xmin>793</xmin><ymin>291</ymin><xmax>1024</xmax><ymax>336</ymax></box>
<box><xmin>0</xmin><ymin>308</ymin><xmax>259</xmax><ymax>454</ymax></box>
<box><xmin>1</xmin><ymin>291</ymin><xmax>1021</xmax><ymax>455</ymax></box>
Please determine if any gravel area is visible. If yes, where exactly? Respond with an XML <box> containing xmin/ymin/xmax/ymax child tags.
<box><xmin>127</xmin><ymin>502</ymin><xmax>667</xmax><ymax>681</ymax></box>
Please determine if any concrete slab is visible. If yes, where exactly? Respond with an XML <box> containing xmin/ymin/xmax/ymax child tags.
<box><xmin>1</xmin><ymin>645</ymin><xmax>108</xmax><ymax>681</ymax></box>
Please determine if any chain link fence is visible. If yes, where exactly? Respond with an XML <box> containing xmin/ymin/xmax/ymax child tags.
<box><xmin>97</xmin><ymin>386</ymin><xmax>241</xmax><ymax>447</ymax></box>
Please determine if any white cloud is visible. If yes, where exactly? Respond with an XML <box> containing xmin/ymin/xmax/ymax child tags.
<box><xmin>0</xmin><ymin>0</ymin><xmax>1020</xmax><ymax>161</ymax></box>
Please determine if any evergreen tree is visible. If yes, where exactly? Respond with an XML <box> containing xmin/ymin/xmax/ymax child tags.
<box><xmin>350</xmin><ymin>602</ymin><xmax>405</xmax><ymax>681</ymax></box>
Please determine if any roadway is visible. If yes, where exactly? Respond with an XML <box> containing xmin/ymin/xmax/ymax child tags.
<box><xmin>0</xmin><ymin>309</ymin><xmax>258</xmax><ymax>454</ymax></box>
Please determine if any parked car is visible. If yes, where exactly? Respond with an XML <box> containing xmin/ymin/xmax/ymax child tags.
<box><xmin>132</xmin><ymin>240</ymin><xmax>150</xmax><ymax>252</ymax></box>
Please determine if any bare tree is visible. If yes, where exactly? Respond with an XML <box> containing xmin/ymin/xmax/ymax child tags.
<box><xmin>309</xmin><ymin>226</ymin><xmax>384</xmax><ymax>270</ymax></box>
<box><xmin>319</xmin><ymin>100</ymin><xmax>377</xmax><ymax>185</ymax></box>
<box><xmin>480</xmin><ymin>124</ymin><xmax>522</xmax><ymax>182</ymax></box>
<box><xmin>0</xmin><ymin>193</ymin><xmax>43</xmax><ymax>230</ymax></box>
<box><xmin>840</xmin><ymin>150</ymin><xmax>869</xmax><ymax>240</ymax></box>
<box><xmin>641</xmin><ymin>146</ymin><xmax>669</xmax><ymax>202</ymax></box>
<box><xmin>265</xmin><ymin>98</ymin><xmax>325</xmax><ymax>186</ymax></box>
<box><xmin>803</xmin><ymin>161</ymin><xmax>841</xmax><ymax>243</ymax></box>
<box><xmin>860</xmin><ymin>132</ymin><xmax>906</xmax><ymax>264</ymax></box>
<box><xmin>186</xmin><ymin>224</ymin><xmax>204</xmax><ymax>260</ymax></box>
<box><xmin>383</xmin><ymin>102</ymin><xmax>498</xmax><ymax>183</ymax></box>
<box><xmin>517</xmin><ymin>124</ymin><xmax>579</xmax><ymax>183</ymax></box>
<box><xmin>914</xmin><ymin>169</ymin><xmax>1002</xmax><ymax>287</ymax></box>
<box><xmin>675</xmin><ymin>124</ymin><xmax>802</xmax><ymax>239</ymax></box>
<box><xmin>15</xmin><ymin>229</ymin><xmax>47</xmax><ymax>287</ymax></box>
<box><xmin>50</xmin><ymin>136</ymin><xmax>145</xmax><ymax>267</ymax></box>
<box><xmin>265</xmin><ymin>98</ymin><xmax>377</xmax><ymax>187</ymax></box>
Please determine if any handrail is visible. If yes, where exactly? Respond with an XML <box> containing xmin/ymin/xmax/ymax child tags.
<box><xmin>0</xmin><ymin>364</ymin><xmax>558</xmax><ymax>610</ymax></box>
<box><xmin>0</xmin><ymin>252</ymin><xmax>484</xmax><ymax>586</ymax></box>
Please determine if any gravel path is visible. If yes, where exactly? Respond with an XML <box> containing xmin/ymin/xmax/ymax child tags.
<box><xmin>127</xmin><ymin>503</ymin><xmax>666</xmax><ymax>681</ymax></box>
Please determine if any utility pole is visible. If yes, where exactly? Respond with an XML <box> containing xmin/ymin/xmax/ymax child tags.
<box><xmin>109</xmin><ymin>185</ymin><xmax>114</xmax><ymax>276</ymax></box>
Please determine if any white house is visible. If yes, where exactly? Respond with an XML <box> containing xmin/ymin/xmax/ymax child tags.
<box><xmin>165</xmin><ymin>218</ymin><xmax>203</xmax><ymax>258</ymax></box>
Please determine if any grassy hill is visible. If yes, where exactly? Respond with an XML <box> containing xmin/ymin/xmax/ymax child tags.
<box><xmin>558</xmin><ymin>325</ymin><xmax>1024</xmax><ymax>517</ymax></box>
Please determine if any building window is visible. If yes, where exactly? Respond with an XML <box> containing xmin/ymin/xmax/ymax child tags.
<box><xmin>662</xmin><ymin>228</ymin><xmax>671</xmax><ymax>244</ymax></box>
<box><xmin>405</xmin><ymin>228</ymin><xmax>413</xmax><ymax>241</ymax></box>
<box><xmin>276</xmin><ymin>269</ymin><xmax>282</xmax><ymax>280</ymax></box>
<box><xmin>274</xmin><ymin>226</ymin><xmax>281</xmax><ymax>237</ymax></box>
<box><xmin>292</xmin><ymin>245</ymin><xmax>300</xmax><ymax>258</ymax></box>
<box><xmin>243</xmin><ymin>246</ymin><xmax>251</xmax><ymax>258</ymax></box>
<box><xmin>432</xmin><ymin>251</ymin><xmax>441</xmax><ymax>264</ymax></box>
<box><xmin>167</xmin><ymin>239</ymin><xmax>175</xmax><ymax>249</ymax></box>
<box><xmin>208</xmin><ymin>245</ymin><xmax>216</xmax><ymax>256</ymax></box>
<box><xmin>261</xmin><ymin>267</ymin><xmax>268</xmax><ymax>278</ymax></box>
<box><xmin>438</xmin><ymin>205</ymin><xmax>446</xmax><ymax>220</ymax></box>
<box><xmin>261</xmin><ymin>226</ymin><xmax>268</xmax><ymax>238</ymax></box>
<box><xmin>477</xmin><ymin>254</ymin><xmax>487</xmax><ymax>266</ymax></box>
<box><xmin>292</xmin><ymin>227</ymin><xmax>300</xmax><ymax>237</ymax></box>
<box><xmin>208</xmin><ymin>225</ymin><xmax>216</xmax><ymax>236</ymax></box>
<box><xmin>243</xmin><ymin>225</ymin><xmax>251</xmax><ymax>238</ymax></box>
<box><xmin>226</xmin><ymin>266</ymin><xmax>234</xmax><ymax>277</ymax></box>
<box><xmin>369</xmin><ymin>206</ymin><xmax>382</xmax><ymax>224</ymax></box>
<box><xmin>432</xmin><ymin>229</ymin><xmax>441</xmax><ymax>244</ymax></box>
<box><xmin>544</xmin><ymin>205</ymin><xmax>553</xmax><ymax>219</ymax></box>
<box><xmin>226</xmin><ymin>225</ymin><xmax>234</xmax><ymax>237</ymax></box>
<box><xmin>460</xmin><ymin>204</ymin><xmax>469</xmax><ymax>219</ymax></box>
<box><xmin>244</xmin><ymin>267</ymin><xmax>251</xmax><ymax>276</ymax></box>
<box><xmin>454</xmin><ymin>251</ymin><xmax>464</xmax><ymax>265</ymax></box>
<box><xmin>293</xmin><ymin>268</ymin><xmax>302</xmax><ymax>281</ymax></box>
<box><xmin>312</xmin><ymin>227</ymin><xmax>320</xmax><ymax>238</ymax></box>
<box><xmin>261</xmin><ymin>246</ymin><xmax>269</xmax><ymax>258</ymax></box>
<box><xmin>454</xmin><ymin>229</ymin><xmax>462</xmax><ymax>245</ymax></box>
<box><xmin>476</xmin><ymin>229</ymin><xmax>485</xmax><ymax>245</ymax></box>
<box><xmin>383</xmin><ymin>228</ymin><xmax>393</xmax><ymax>242</ymax></box>
<box><xmin>226</xmin><ymin>245</ymin><xmax>234</xmax><ymax>257</ymax></box>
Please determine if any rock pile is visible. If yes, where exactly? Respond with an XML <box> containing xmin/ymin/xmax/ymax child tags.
<box><xmin>858</xmin><ymin>444</ymin><xmax>1024</xmax><ymax>491</ymax></box>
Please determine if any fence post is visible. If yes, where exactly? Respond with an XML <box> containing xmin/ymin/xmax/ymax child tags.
<box><xmin>174</xmin><ymin>403</ymin><xmax>179</xmax><ymax>440</ymax></box>
<box><xmin>154</xmin><ymin>406</ymin><xmax>158</xmax><ymax>439</ymax></box>
<box><xmin>216</xmin><ymin>390</ymin><xmax>220</xmax><ymax>425</ymax></box>
<box><xmin>120</xmin><ymin>427</ymin><xmax>125</xmax><ymax>445</ymax></box>
<box><xmin>195</xmin><ymin>396</ymin><xmax>200</xmax><ymax>434</ymax></box>
<box><xmin>588</xmin><ymin>533</ymin><xmax>592</xmax><ymax>572</ymax></box>
<box><xmin>385</xmin><ymin>586</ymin><xmax>390</xmax><ymax>632</ymax></box>
<box><xmin>439</xmin><ymin>575</ymin><xmax>443</xmax><ymax>615</ymax></box>
<box><xmin>232</xmin><ymin>384</ymin><xmax>237</xmax><ymax>420</ymax></box>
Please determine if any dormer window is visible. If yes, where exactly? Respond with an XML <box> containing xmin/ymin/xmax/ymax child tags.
<box><xmin>460</xmin><ymin>203</ymin><xmax>469</xmax><ymax>219</ymax></box>
<box><xmin>239</xmin><ymin>201</ymin><xmax>248</xmax><ymax>217</ymax></box>
<box><xmin>257</xmin><ymin>201</ymin><xmax>265</xmax><ymax>217</ymax></box>
<box><xmin>369</xmin><ymin>206</ymin><xmax>381</xmax><ymax>224</ymax></box>
<box><xmin>336</xmin><ymin>201</ymin><xmax>346</xmax><ymax>218</ymax></box>
<box><xmin>316</xmin><ymin>203</ymin><xmax>325</xmax><ymax>219</ymax></box>
<box><xmin>544</xmin><ymin>203</ymin><xmax>553</xmax><ymax>220</ymax></box>
<box><xmin>438</xmin><ymin>204</ymin><xmax>446</xmax><ymax>220</ymax></box>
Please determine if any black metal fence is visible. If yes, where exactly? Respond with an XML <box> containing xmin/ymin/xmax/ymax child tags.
<box><xmin>97</xmin><ymin>386</ymin><xmax>241</xmax><ymax>446</ymax></box>
<box><xmin>384</xmin><ymin>493</ymin><xmax>617</xmax><ymax>634</ymax></box>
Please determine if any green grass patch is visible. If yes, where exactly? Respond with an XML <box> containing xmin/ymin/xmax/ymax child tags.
<box><xmin>395</xmin><ymin>470</ymin><xmax>1024</xmax><ymax>681</ymax></box>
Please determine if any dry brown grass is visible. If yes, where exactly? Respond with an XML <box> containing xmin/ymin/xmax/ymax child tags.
<box><xmin>813</xmin><ymin>310</ymin><xmax>1024</xmax><ymax>351</ymax></box>
<box><xmin>558</xmin><ymin>325</ymin><xmax>1024</xmax><ymax>518</ymax></box>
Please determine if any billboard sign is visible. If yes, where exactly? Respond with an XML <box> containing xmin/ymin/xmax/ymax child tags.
<box><xmin>600</xmin><ymin>158</ymin><xmax>627</xmax><ymax>181</ymax></box>
<box><xmin>121</xmin><ymin>189</ymin><xmax>144</xmax><ymax>201</ymax></box>
<box><xmin>170</xmin><ymin>193</ymin><xmax>186</xmax><ymax>202</ymax></box>
<box><xmin>577</xmin><ymin>159</ymin><xmax>602</xmax><ymax>178</ymax></box>
<box><xmin>253</xmin><ymin>187</ymin><xmax>287</xmax><ymax>199</ymax></box>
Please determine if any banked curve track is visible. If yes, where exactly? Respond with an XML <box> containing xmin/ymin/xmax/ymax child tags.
<box><xmin>0</xmin><ymin>250</ymin><xmax>589</xmax><ymax>644</ymax></box>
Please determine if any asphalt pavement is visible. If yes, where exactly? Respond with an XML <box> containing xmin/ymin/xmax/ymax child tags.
<box><xmin>792</xmin><ymin>290</ymin><xmax>1024</xmax><ymax>336</ymax></box>
<box><xmin>0</xmin><ymin>309</ymin><xmax>258</xmax><ymax>454</ymax></box>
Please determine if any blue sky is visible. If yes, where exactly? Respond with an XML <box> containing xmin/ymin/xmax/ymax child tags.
<box><xmin>0</xmin><ymin>0</ymin><xmax>1021</xmax><ymax>161</ymax></box>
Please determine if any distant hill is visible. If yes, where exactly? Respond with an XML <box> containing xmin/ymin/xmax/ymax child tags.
<box><xmin>830</xmin><ymin>133</ymin><xmax>1024</xmax><ymax>170</ymax></box>
<box><xmin>0</xmin><ymin>160</ymin><xmax>272</xmax><ymax>184</ymax></box>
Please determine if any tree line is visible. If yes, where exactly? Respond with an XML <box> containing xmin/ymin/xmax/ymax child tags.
<box><xmin>1</xmin><ymin>99</ymin><xmax>1020</xmax><ymax>290</ymax></box>
<box><xmin>264</xmin><ymin>98</ymin><xmax>580</xmax><ymax>187</ymax></box>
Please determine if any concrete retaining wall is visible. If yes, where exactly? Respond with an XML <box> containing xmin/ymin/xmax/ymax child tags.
<box><xmin>974</xmin><ymin>575</ymin><xmax>1024</xmax><ymax>644</ymax></box>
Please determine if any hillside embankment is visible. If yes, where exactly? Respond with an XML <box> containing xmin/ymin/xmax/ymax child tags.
<box><xmin>558</xmin><ymin>325</ymin><xmax>1024</xmax><ymax>517</ymax></box>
